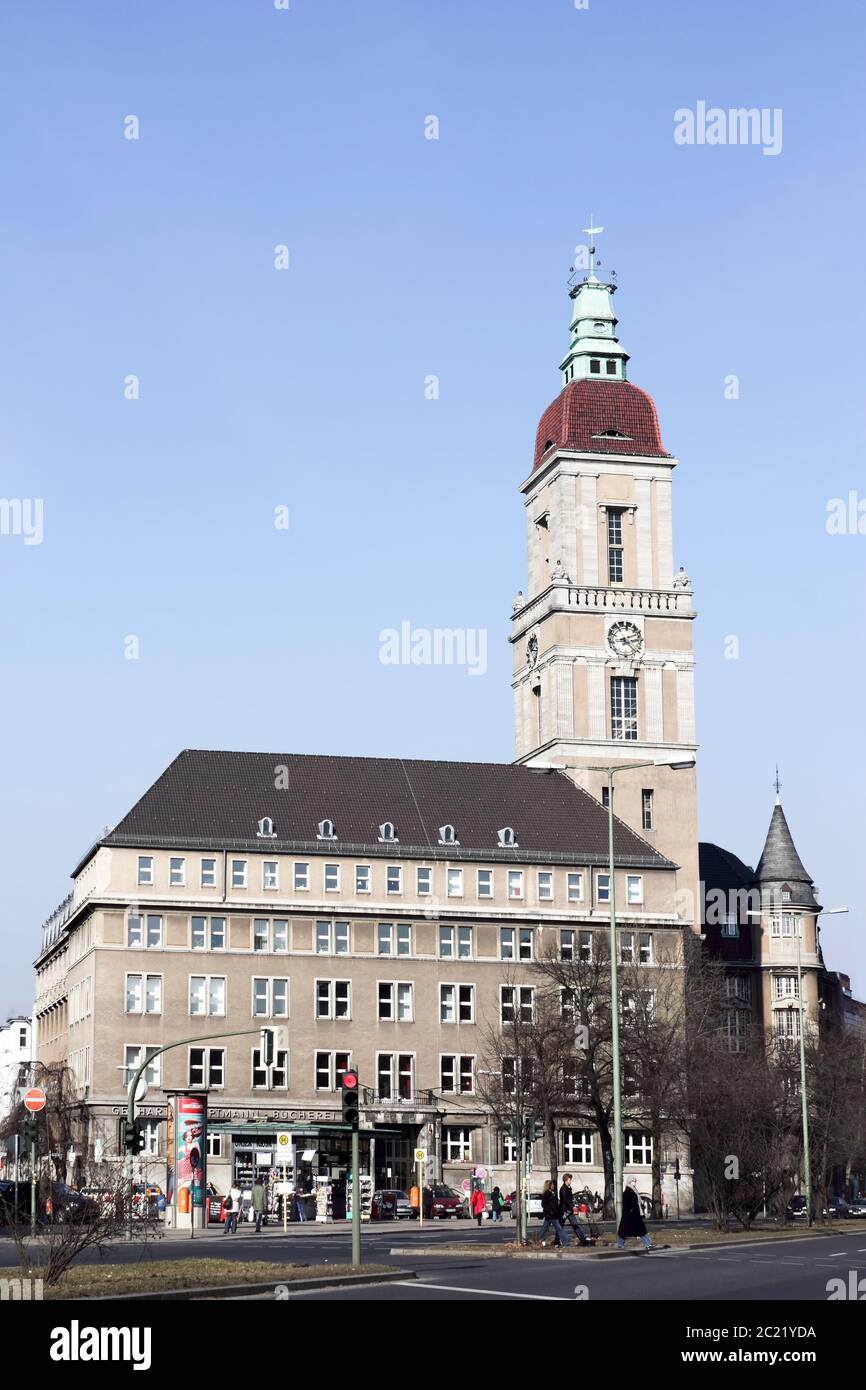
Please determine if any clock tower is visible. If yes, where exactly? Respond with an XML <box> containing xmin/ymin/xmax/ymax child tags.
<box><xmin>510</xmin><ymin>248</ymin><xmax>699</xmax><ymax>918</ymax></box>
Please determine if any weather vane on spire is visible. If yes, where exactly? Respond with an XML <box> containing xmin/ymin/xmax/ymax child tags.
<box><xmin>774</xmin><ymin>764</ymin><xmax>782</xmax><ymax>799</ymax></box>
<box><xmin>583</xmin><ymin>215</ymin><xmax>604</xmax><ymax>276</ymax></box>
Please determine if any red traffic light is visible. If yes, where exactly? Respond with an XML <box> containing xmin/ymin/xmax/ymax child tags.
<box><xmin>342</xmin><ymin>1071</ymin><xmax>359</xmax><ymax>1090</ymax></box>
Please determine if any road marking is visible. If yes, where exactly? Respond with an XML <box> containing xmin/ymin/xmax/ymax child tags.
<box><xmin>394</xmin><ymin>1280</ymin><xmax>571</xmax><ymax>1300</ymax></box>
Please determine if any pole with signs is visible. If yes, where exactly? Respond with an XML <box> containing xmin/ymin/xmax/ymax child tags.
<box><xmin>414</xmin><ymin>1148</ymin><xmax>426</xmax><ymax>1227</ymax></box>
<box><xmin>23</xmin><ymin>1089</ymin><xmax>45</xmax><ymax>1237</ymax></box>
<box><xmin>275</xmin><ymin>1131</ymin><xmax>292</xmax><ymax>1232</ymax></box>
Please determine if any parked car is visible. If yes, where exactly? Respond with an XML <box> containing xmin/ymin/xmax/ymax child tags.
<box><xmin>826</xmin><ymin>1197</ymin><xmax>851</xmax><ymax>1220</ymax></box>
<box><xmin>48</xmin><ymin>1184</ymin><xmax>99</xmax><ymax>1224</ymax></box>
<box><xmin>370</xmin><ymin>1189</ymin><xmax>415</xmax><ymax>1220</ymax></box>
<box><xmin>427</xmin><ymin>1184</ymin><xmax>465</xmax><ymax>1219</ymax></box>
<box><xmin>786</xmin><ymin>1195</ymin><xmax>811</xmax><ymax>1220</ymax></box>
<box><xmin>79</xmin><ymin>1187</ymin><xmax>123</xmax><ymax>1220</ymax></box>
<box><xmin>509</xmin><ymin>1192</ymin><xmax>545</xmax><ymax>1220</ymax></box>
<box><xmin>846</xmin><ymin>1196</ymin><xmax>866</xmax><ymax>1218</ymax></box>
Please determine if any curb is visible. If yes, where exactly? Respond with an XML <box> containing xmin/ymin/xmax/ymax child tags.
<box><xmin>389</xmin><ymin>1227</ymin><xmax>863</xmax><ymax>1260</ymax></box>
<box><xmin>56</xmin><ymin>1269</ymin><xmax>414</xmax><ymax>1302</ymax></box>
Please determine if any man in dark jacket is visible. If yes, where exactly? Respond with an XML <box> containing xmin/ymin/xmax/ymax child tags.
<box><xmin>538</xmin><ymin>1180</ymin><xmax>569</xmax><ymax>1248</ymax></box>
<box><xmin>558</xmin><ymin>1173</ymin><xmax>589</xmax><ymax>1245</ymax></box>
<box><xmin>615</xmin><ymin>1181</ymin><xmax>654</xmax><ymax>1249</ymax></box>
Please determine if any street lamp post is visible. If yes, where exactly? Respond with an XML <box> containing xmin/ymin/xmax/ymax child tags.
<box><xmin>585</xmin><ymin>757</ymin><xmax>695</xmax><ymax>1227</ymax></box>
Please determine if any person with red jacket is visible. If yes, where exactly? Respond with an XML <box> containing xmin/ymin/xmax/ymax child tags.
<box><xmin>470</xmin><ymin>1185</ymin><xmax>487</xmax><ymax>1226</ymax></box>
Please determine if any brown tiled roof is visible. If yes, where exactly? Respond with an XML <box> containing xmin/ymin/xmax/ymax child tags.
<box><xmin>533</xmin><ymin>379</ymin><xmax>670</xmax><ymax>470</ymax></box>
<box><xmin>92</xmin><ymin>749</ymin><xmax>674</xmax><ymax>869</ymax></box>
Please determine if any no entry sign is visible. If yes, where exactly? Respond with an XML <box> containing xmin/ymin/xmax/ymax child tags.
<box><xmin>23</xmin><ymin>1088</ymin><xmax>46</xmax><ymax>1113</ymax></box>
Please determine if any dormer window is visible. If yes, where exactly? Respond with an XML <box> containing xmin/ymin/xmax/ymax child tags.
<box><xmin>317</xmin><ymin>818</ymin><xmax>337</xmax><ymax>841</ymax></box>
<box><xmin>438</xmin><ymin>824</ymin><xmax>458</xmax><ymax>846</ymax></box>
<box><xmin>781</xmin><ymin>885</ymin><xmax>792</xmax><ymax>903</ymax></box>
<box><xmin>497</xmin><ymin>826</ymin><xmax>517</xmax><ymax>848</ymax></box>
<box><xmin>257</xmin><ymin>817</ymin><xmax>276</xmax><ymax>839</ymax></box>
<box><xmin>605</xmin><ymin>359</ymin><xmax>617</xmax><ymax>375</ymax></box>
<box><xmin>378</xmin><ymin>822</ymin><xmax>397</xmax><ymax>843</ymax></box>
<box><xmin>590</xmin><ymin>359</ymin><xmax>601</xmax><ymax>374</ymax></box>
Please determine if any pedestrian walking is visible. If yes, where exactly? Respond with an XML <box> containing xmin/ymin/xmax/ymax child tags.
<box><xmin>538</xmin><ymin>1179</ymin><xmax>569</xmax><ymax>1248</ymax></box>
<box><xmin>558</xmin><ymin>1173</ymin><xmax>589</xmax><ymax>1245</ymax></box>
<box><xmin>251</xmin><ymin>1176</ymin><xmax>267</xmax><ymax>1233</ymax></box>
<box><xmin>294</xmin><ymin>1188</ymin><xmax>307</xmax><ymax>1223</ymax></box>
<box><xmin>422</xmin><ymin>1183</ymin><xmax>434</xmax><ymax>1220</ymax></box>
<box><xmin>615</xmin><ymin>1180</ymin><xmax>654</xmax><ymax>1250</ymax></box>
<box><xmin>225</xmin><ymin>1181</ymin><xmax>242</xmax><ymax>1234</ymax></box>
<box><xmin>470</xmin><ymin>1186</ymin><xmax>486</xmax><ymax>1226</ymax></box>
<box><xmin>490</xmin><ymin>1186</ymin><xmax>505</xmax><ymax>1222</ymax></box>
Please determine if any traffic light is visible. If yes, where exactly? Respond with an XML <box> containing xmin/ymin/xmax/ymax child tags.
<box><xmin>260</xmin><ymin>1027</ymin><xmax>275</xmax><ymax>1066</ymax></box>
<box><xmin>533</xmin><ymin>1121</ymin><xmax>544</xmax><ymax>1143</ymax></box>
<box><xmin>123</xmin><ymin>1118</ymin><xmax>149</xmax><ymax>1153</ymax></box>
<box><xmin>22</xmin><ymin>1115</ymin><xmax>38</xmax><ymax>1146</ymax></box>
<box><xmin>341</xmin><ymin>1069</ymin><xmax>360</xmax><ymax>1129</ymax></box>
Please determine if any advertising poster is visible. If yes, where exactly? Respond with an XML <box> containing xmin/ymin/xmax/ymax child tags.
<box><xmin>175</xmin><ymin>1093</ymin><xmax>207</xmax><ymax>1224</ymax></box>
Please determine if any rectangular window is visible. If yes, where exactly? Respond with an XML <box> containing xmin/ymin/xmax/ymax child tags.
<box><xmin>627</xmin><ymin>875</ymin><xmax>643</xmax><ymax>905</ymax></box>
<box><xmin>273</xmin><ymin>920</ymin><xmax>287</xmax><ymax>952</ymax></box>
<box><xmin>125</xmin><ymin>1045</ymin><xmax>160</xmax><ymax>1087</ymax></box>
<box><xmin>315</xmin><ymin>1050</ymin><xmax>351</xmax><ymax>1091</ymax></box>
<box><xmin>601</xmin><ymin>785</ymin><xmax>610</xmax><ymax>809</ymax></box>
<box><xmin>725</xmin><ymin>975</ymin><xmax>751</xmax><ymax>1003</ymax></box>
<box><xmin>294</xmin><ymin>862</ymin><xmax>309</xmax><ymax>891</ymax></box>
<box><xmin>773</xmin><ymin>975</ymin><xmax>799</xmax><ymax>1000</ymax></box>
<box><xmin>315</xmin><ymin>920</ymin><xmax>350</xmax><ymax>955</ymax></box>
<box><xmin>200</xmin><ymin>858</ymin><xmax>217</xmax><ymax>888</ymax></box>
<box><xmin>263</xmin><ymin>861</ymin><xmax>279</xmax><ymax>890</ymax></box>
<box><xmin>596</xmin><ymin>873</ymin><xmax>610</xmax><ymax>904</ymax></box>
<box><xmin>442</xmin><ymin>1127</ymin><xmax>472</xmax><ymax>1162</ymax></box>
<box><xmin>567</xmin><ymin>872</ymin><xmax>583</xmax><ymax>903</ymax></box>
<box><xmin>507</xmin><ymin>870</ymin><xmax>524</xmax><ymax>900</ymax></box>
<box><xmin>416</xmin><ymin>866</ymin><xmax>432</xmax><ymax>896</ymax></box>
<box><xmin>170</xmin><ymin>857</ymin><xmax>185</xmax><ymax>887</ymax></box>
<box><xmin>638</xmin><ymin>931</ymin><xmax>653</xmax><ymax>964</ymax></box>
<box><xmin>377</xmin><ymin>923</ymin><xmax>411</xmax><ymax>957</ymax></box>
<box><xmin>641</xmin><ymin>789</ymin><xmax>654</xmax><ymax>831</ymax></box>
<box><xmin>378</xmin><ymin>982</ymin><xmax>413</xmax><ymax>1022</ymax></box>
<box><xmin>189</xmin><ymin>975</ymin><xmax>225</xmax><ymax>1016</ymax></box>
<box><xmin>355</xmin><ymin>865</ymin><xmax>371</xmax><ymax>894</ymax></box>
<box><xmin>125</xmin><ymin>974</ymin><xmax>142</xmax><ymax>1013</ymax></box>
<box><xmin>590</xmin><ymin>358</ymin><xmax>601</xmax><ymax>375</ymax></box>
<box><xmin>127</xmin><ymin>914</ymin><xmax>162</xmax><ymax>948</ymax></box>
<box><xmin>477</xmin><ymin>869</ymin><xmax>493</xmax><ymax>899</ymax></box>
<box><xmin>231</xmin><ymin>859</ymin><xmax>247</xmax><ymax>889</ymax></box>
<box><xmin>254</xmin><ymin>919</ymin><xmax>269</xmax><ymax>952</ymax></box>
<box><xmin>316</xmin><ymin>980</ymin><xmax>351</xmax><ymax>1020</ymax></box>
<box><xmin>500</xmin><ymin>927</ymin><xmax>533</xmax><ymax>961</ymax></box>
<box><xmin>724</xmin><ymin>1007</ymin><xmax>749</xmax><ymax>1053</ymax></box>
<box><xmin>191</xmin><ymin>916</ymin><xmax>225</xmax><ymax>950</ymax></box>
<box><xmin>324</xmin><ymin>864</ymin><xmax>341</xmax><ymax>893</ymax></box>
<box><xmin>607</xmin><ymin>508</ymin><xmax>624</xmax><ymax>584</ymax></box>
<box><xmin>605</xmin><ymin>358</ymin><xmax>617</xmax><ymax>375</ymax></box>
<box><xmin>137</xmin><ymin>856</ymin><xmax>154</xmax><ymax>886</ymax></box>
<box><xmin>578</xmin><ymin>930</ymin><xmax>593</xmax><ymax>963</ymax></box>
<box><xmin>611</xmin><ymin>675</ymin><xmax>638</xmax><ymax>741</ymax></box>
<box><xmin>252</xmin><ymin>1048</ymin><xmax>289</xmax><ymax>1090</ymax></box>
<box><xmin>206</xmin><ymin>1132</ymin><xmax>223</xmax><ymax>1158</ymax></box>
<box><xmin>563</xmin><ymin>1129</ymin><xmax>593</xmax><ymax>1165</ymax></box>
<box><xmin>620</xmin><ymin>932</ymin><xmax>634</xmax><ymax>964</ymax></box>
<box><xmin>438</xmin><ymin>925</ymin><xmax>472</xmax><ymax>959</ymax></box>
<box><xmin>377</xmin><ymin>1053</ymin><xmax>414</xmax><ymax>1101</ymax></box>
<box><xmin>446</xmin><ymin>868</ymin><xmax>463</xmax><ymax>898</ymax></box>
<box><xmin>560</xmin><ymin>928</ymin><xmax>574</xmax><ymax>961</ymax></box>
<box><xmin>721</xmin><ymin>914</ymin><xmax>739</xmax><ymax>938</ymax></box>
<box><xmin>189</xmin><ymin>1047</ymin><xmax>225</xmax><ymax>1088</ymax></box>
<box><xmin>500</xmin><ymin>986</ymin><xmax>534</xmax><ymax>1025</ymax></box>
<box><xmin>624</xmin><ymin>1132</ymin><xmax>653</xmax><ymax>1166</ymax></box>
<box><xmin>386</xmin><ymin>866</ymin><xmax>402</xmax><ymax>895</ymax></box>
<box><xmin>440</xmin><ymin>1055</ymin><xmax>474</xmax><ymax>1094</ymax></box>
<box><xmin>537</xmin><ymin>871</ymin><xmax>553</xmax><ymax>902</ymax></box>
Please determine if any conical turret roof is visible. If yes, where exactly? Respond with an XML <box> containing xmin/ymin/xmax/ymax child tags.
<box><xmin>755</xmin><ymin>800</ymin><xmax>818</xmax><ymax>909</ymax></box>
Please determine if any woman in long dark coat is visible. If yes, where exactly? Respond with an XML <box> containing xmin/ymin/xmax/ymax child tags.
<box><xmin>615</xmin><ymin>1181</ymin><xmax>654</xmax><ymax>1249</ymax></box>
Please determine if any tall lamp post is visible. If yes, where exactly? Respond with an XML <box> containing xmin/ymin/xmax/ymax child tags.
<box><xmin>585</xmin><ymin>756</ymin><xmax>695</xmax><ymax>1227</ymax></box>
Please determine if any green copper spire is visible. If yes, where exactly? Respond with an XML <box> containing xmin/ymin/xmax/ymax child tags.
<box><xmin>560</xmin><ymin>219</ymin><xmax>630</xmax><ymax>387</ymax></box>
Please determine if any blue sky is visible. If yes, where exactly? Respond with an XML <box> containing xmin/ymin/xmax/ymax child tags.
<box><xmin>1</xmin><ymin>0</ymin><xmax>864</xmax><ymax>1010</ymax></box>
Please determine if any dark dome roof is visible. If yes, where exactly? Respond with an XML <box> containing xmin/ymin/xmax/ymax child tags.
<box><xmin>533</xmin><ymin>378</ymin><xmax>670</xmax><ymax>470</ymax></box>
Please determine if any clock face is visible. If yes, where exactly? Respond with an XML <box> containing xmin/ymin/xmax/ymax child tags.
<box><xmin>608</xmin><ymin>621</ymin><xmax>643</xmax><ymax>658</ymax></box>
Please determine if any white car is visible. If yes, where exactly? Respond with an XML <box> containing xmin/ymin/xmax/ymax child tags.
<box><xmin>510</xmin><ymin>1192</ymin><xmax>545</xmax><ymax>1220</ymax></box>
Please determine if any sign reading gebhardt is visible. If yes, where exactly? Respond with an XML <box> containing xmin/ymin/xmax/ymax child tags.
<box><xmin>175</xmin><ymin>1093</ymin><xmax>207</xmax><ymax>1228</ymax></box>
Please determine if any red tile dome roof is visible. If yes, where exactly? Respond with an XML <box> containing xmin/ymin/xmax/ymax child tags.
<box><xmin>533</xmin><ymin>379</ymin><xmax>670</xmax><ymax>470</ymax></box>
